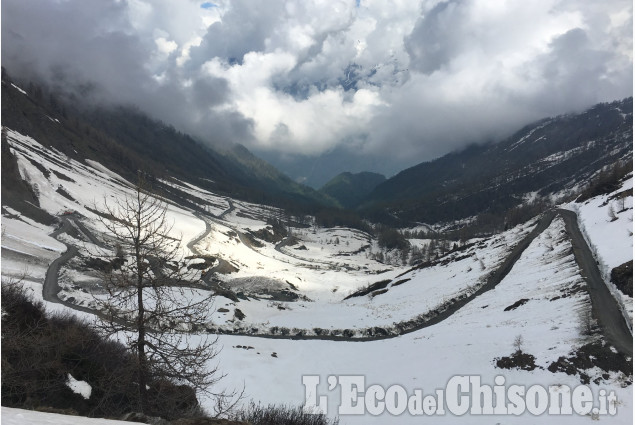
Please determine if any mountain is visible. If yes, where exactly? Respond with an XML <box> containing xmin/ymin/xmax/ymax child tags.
<box><xmin>2</xmin><ymin>74</ymin><xmax>634</xmax><ymax>425</ymax></box>
<box><xmin>360</xmin><ymin>98</ymin><xmax>633</xmax><ymax>224</ymax></box>
<box><xmin>257</xmin><ymin>145</ymin><xmax>403</xmax><ymax>189</ymax></box>
<box><xmin>78</xmin><ymin>106</ymin><xmax>334</xmax><ymax>209</ymax></box>
<box><xmin>1</xmin><ymin>70</ymin><xmax>333</xmax><ymax>213</ymax></box>
<box><xmin>219</xmin><ymin>143</ymin><xmax>334</xmax><ymax>208</ymax></box>
<box><xmin>319</xmin><ymin>171</ymin><xmax>386</xmax><ymax>209</ymax></box>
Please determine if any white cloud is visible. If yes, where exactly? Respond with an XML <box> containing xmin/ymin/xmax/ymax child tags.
<box><xmin>155</xmin><ymin>37</ymin><xmax>178</xmax><ymax>55</ymax></box>
<box><xmin>203</xmin><ymin>50</ymin><xmax>383</xmax><ymax>154</ymax></box>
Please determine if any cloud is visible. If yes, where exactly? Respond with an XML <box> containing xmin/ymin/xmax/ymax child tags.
<box><xmin>2</xmin><ymin>0</ymin><xmax>632</xmax><ymax>173</ymax></box>
<box><xmin>405</xmin><ymin>0</ymin><xmax>466</xmax><ymax>74</ymax></box>
<box><xmin>366</xmin><ymin>0</ymin><xmax>633</xmax><ymax>163</ymax></box>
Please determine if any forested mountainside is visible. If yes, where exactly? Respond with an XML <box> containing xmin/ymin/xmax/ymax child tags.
<box><xmin>361</xmin><ymin>98</ymin><xmax>633</xmax><ymax>224</ymax></box>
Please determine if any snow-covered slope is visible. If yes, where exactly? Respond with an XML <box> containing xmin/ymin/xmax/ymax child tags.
<box><xmin>1</xmin><ymin>407</ymin><xmax>135</xmax><ymax>425</ymax></box>
<box><xmin>1</xmin><ymin>126</ymin><xmax>632</xmax><ymax>424</ymax></box>
<box><xmin>573</xmin><ymin>176</ymin><xmax>633</xmax><ymax>271</ymax></box>
<box><xmin>567</xmin><ymin>175</ymin><xmax>633</xmax><ymax>325</ymax></box>
<box><xmin>213</xmin><ymin>217</ymin><xmax>632</xmax><ymax>424</ymax></box>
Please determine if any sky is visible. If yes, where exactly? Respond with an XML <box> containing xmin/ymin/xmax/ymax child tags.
<box><xmin>2</xmin><ymin>0</ymin><xmax>633</xmax><ymax>179</ymax></box>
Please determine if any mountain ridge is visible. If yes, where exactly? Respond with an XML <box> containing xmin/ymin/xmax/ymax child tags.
<box><xmin>2</xmin><ymin>69</ymin><xmax>632</xmax><ymax>229</ymax></box>
<box><xmin>319</xmin><ymin>171</ymin><xmax>386</xmax><ymax>209</ymax></box>
<box><xmin>359</xmin><ymin>98</ymin><xmax>633</xmax><ymax>223</ymax></box>
<box><xmin>1</xmin><ymin>71</ymin><xmax>334</xmax><ymax>214</ymax></box>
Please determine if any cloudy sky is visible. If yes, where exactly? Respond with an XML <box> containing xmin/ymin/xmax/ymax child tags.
<box><xmin>2</xmin><ymin>0</ymin><xmax>632</xmax><ymax>179</ymax></box>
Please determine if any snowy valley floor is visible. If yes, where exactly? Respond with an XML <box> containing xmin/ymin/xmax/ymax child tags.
<box><xmin>207</xmin><ymin>217</ymin><xmax>633</xmax><ymax>424</ymax></box>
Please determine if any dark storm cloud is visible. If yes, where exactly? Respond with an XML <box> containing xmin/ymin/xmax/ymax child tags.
<box><xmin>2</xmin><ymin>0</ymin><xmax>144</xmax><ymax>97</ymax></box>
<box><xmin>363</xmin><ymin>0</ymin><xmax>633</xmax><ymax>167</ymax></box>
<box><xmin>1</xmin><ymin>0</ymin><xmax>254</xmax><ymax>147</ymax></box>
<box><xmin>191</xmin><ymin>76</ymin><xmax>230</xmax><ymax>108</ymax></box>
<box><xmin>187</xmin><ymin>0</ymin><xmax>287</xmax><ymax>69</ymax></box>
<box><xmin>534</xmin><ymin>28</ymin><xmax>621</xmax><ymax>111</ymax></box>
<box><xmin>405</xmin><ymin>0</ymin><xmax>464</xmax><ymax>75</ymax></box>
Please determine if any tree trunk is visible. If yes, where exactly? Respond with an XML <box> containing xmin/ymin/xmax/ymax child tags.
<box><xmin>135</xmin><ymin>201</ymin><xmax>148</xmax><ymax>413</ymax></box>
<box><xmin>137</xmin><ymin>284</ymin><xmax>148</xmax><ymax>413</ymax></box>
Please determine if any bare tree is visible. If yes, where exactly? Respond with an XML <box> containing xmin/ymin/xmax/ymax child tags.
<box><xmin>513</xmin><ymin>334</ymin><xmax>524</xmax><ymax>354</ymax></box>
<box><xmin>579</xmin><ymin>309</ymin><xmax>596</xmax><ymax>336</ymax></box>
<box><xmin>608</xmin><ymin>204</ymin><xmax>617</xmax><ymax>221</ymax></box>
<box><xmin>93</xmin><ymin>178</ymin><xmax>228</xmax><ymax>416</ymax></box>
<box><xmin>617</xmin><ymin>196</ymin><xmax>626</xmax><ymax>212</ymax></box>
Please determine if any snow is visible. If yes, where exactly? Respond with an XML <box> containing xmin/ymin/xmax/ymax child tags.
<box><xmin>537</xmin><ymin>140</ymin><xmax>596</xmax><ymax>166</ymax></box>
<box><xmin>158</xmin><ymin>177</ymin><xmax>229</xmax><ymax>216</ymax></box>
<box><xmin>66</xmin><ymin>374</ymin><xmax>92</xmax><ymax>400</ymax></box>
<box><xmin>1</xmin><ymin>126</ymin><xmax>632</xmax><ymax>424</ymax></box>
<box><xmin>187</xmin><ymin>218</ymin><xmax>532</xmax><ymax>334</ymax></box>
<box><xmin>506</xmin><ymin>119</ymin><xmax>553</xmax><ymax>152</ymax></box>
<box><xmin>571</xmin><ymin>176</ymin><xmax>633</xmax><ymax>270</ymax></box>
<box><xmin>564</xmin><ymin>175</ymin><xmax>633</xmax><ymax>325</ymax></box>
<box><xmin>84</xmin><ymin>159</ymin><xmax>131</xmax><ymax>187</ymax></box>
<box><xmin>1</xmin><ymin>207</ymin><xmax>65</xmax><ymax>252</ymax></box>
<box><xmin>1</xmin><ymin>407</ymin><xmax>133</xmax><ymax>425</ymax></box>
<box><xmin>209</xmin><ymin>217</ymin><xmax>632</xmax><ymax>424</ymax></box>
<box><xmin>1</xmin><ymin>211</ymin><xmax>66</xmax><ymax>285</ymax></box>
<box><xmin>208</xmin><ymin>221</ymin><xmax>537</xmax><ymax>334</ymax></box>
<box><xmin>10</xmin><ymin>83</ymin><xmax>27</xmax><ymax>95</ymax></box>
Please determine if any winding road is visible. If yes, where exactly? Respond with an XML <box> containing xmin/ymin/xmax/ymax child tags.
<box><xmin>206</xmin><ymin>198</ymin><xmax>338</xmax><ymax>268</ymax></box>
<box><xmin>42</xmin><ymin>208</ymin><xmax>633</xmax><ymax>352</ymax></box>
<box><xmin>43</xmin><ymin>219</ymin><xmax>77</xmax><ymax>303</ymax></box>
<box><xmin>43</xmin><ymin>217</ymin><xmax>107</xmax><ymax>317</ymax></box>
<box><xmin>218</xmin><ymin>197</ymin><xmax>235</xmax><ymax>220</ymax></box>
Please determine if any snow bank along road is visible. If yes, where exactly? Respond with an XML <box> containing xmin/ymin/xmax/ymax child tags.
<box><xmin>43</xmin><ymin>209</ymin><xmax>633</xmax><ymax>352</ymax></box>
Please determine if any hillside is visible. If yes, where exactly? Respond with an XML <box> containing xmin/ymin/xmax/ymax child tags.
<box><xmin>220</xmin><ymin>143</ymin><xmax>335</xmax><ymax>207</ymax></box>
<box><xmin>319</xmin><ymin>171</ymin><xmax>386</xmax><ymax>208</ymax></box>
<box><xmin>0</xmin><ymin>71</ymin><xmax>333</xmax><ymax>214</ymax></box>
<box><xmin>361</xmin><ymin>98</ymin><xmax>633</xmax><ymax>223</ymax></box>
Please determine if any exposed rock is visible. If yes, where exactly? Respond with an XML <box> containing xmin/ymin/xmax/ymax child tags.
<box><xmin>120</xmin><ymin>412</ymin><xmax>170</xmax><ymax>425</ymax></box>
<box><xmin>611</xmin><ymin>261</ymin><xmax>633</xmax><ymax>297</ymax></box>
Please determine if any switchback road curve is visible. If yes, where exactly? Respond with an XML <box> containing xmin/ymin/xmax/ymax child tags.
<box><xmin>43</xmin><ymin>209</ymin><xmax>632</xmax><ymax>353</ymax></box>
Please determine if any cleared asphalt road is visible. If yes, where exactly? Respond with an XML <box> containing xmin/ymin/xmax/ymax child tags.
<box><xmin>558</xmin><ymin>209</ymin><xmax>633</xmax><ymax>357</ymax></box>
<box><xmin>43</xmin><ymin>218</ymin><xmax>106</xmax><ymax>317</ymax></box>
<box><xmin>44</xmin><ymin>219</ymin><xmax>76</xmax><ymax>303</ymax></box>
